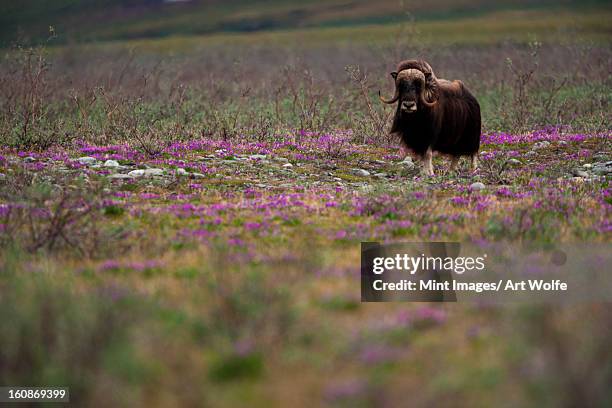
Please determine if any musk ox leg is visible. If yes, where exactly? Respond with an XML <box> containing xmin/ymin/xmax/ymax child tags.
<box><xmin>471</xmin><ymin>154</ymin><xmax>479</xmax><ymax>171</ymax></box>
<box><xmin>399</xmin><ymin>144</ymin><xmax>411</xmax><ymax>159</ymax></box>
<box><xmin>422</xmin><ymin>148</ymin><xmax>435</xmax><ymax>176</ymax></box>
<box><xmin>450</xmin><ymin>157</ymin><xmax>460</xmax><ymax>173</ymax></box>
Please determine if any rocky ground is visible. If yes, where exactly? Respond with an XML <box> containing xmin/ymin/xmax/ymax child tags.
<box><xmin>2</xmin><ymin>127</ymin><xmax>610</xmax><ymax>247</ymax></box>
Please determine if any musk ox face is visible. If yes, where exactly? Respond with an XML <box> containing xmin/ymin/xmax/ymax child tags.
<box><xmin>379</xmin><ymin>61</ymin><xmax>439</xmax><ymax>114</ymax></box>
<box><xmin>393</xmin><ymin>69</ymin><xmax>426</xmax><ymax>115</ymax></box>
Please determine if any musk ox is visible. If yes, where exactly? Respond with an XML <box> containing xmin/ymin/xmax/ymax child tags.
<box><xmin>379</xmin><ymin>60</ymin><xmax>481</xmax><ymax>176</ymax></box>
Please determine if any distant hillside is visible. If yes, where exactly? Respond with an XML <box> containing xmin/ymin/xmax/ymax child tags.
<box><xmin>1</xmin><ymin>0</ymin><xmax>610</xmax><ymax>45</ymax></box>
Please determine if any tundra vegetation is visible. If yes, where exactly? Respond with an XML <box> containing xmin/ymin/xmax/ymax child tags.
<box><xmin>0</xmin><ymin>2</ymin><xmax>611</xmax><ymax>406</ymax></box>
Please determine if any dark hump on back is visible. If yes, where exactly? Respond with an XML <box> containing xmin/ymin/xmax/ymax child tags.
<box><xmin>396</xmin><ymin>60</ymin><xmax>432</xmax><ymax>75</ymax></box>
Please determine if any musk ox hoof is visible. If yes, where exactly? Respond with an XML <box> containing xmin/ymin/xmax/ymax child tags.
<box><xmin>471</xmin><ymin>155</ymin><xmax>479</xmax><ymax>171</ymax></box>
<box><xmin>421</xmin><ymin>168</ymin><xmax>435</xmax><ymax>177</ymax></box>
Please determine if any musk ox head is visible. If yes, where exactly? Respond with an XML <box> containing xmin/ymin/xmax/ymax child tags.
<box><xmin>379</xmin><ymin>59</ymin><xmax>439</xmax><ymax>114</ymax></box>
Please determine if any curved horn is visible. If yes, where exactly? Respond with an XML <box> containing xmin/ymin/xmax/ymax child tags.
<box><xmin>419</xmin><ymin>71</ymin><xmax>438</xmax><ymax>108</ymax></box>
<box><xmin>379</xmin><ymin>88</ymin><xmax>399</xmax><ymax>104</ymax></box>
<box><xmin>419</xmin><ymin>88</ymin><xmax>437</xmax><ymax>108</ymax></box>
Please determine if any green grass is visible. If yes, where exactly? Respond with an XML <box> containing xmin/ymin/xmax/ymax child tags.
<box><xmin>51</xmin><ymin>8</ymin><xmax>611</xmax><ymax>57</ymax></box>
<box><xmin>3</xmin><ymin>0</ymin><xmax>611</xmax><ymax>46</ymax></box>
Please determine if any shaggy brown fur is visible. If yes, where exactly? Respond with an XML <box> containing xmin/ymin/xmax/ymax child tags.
<box><xmin>380</xmin><ymin>59</ymin><xmax>481</xmax><ymax>176</ymax></box>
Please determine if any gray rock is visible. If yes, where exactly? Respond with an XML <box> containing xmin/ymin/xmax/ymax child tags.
<box><xmin>469</xmin><ymin>182</ymin><xmax>486</xmax><ymax>191</ymax></box>
<box><xmin>533</xmin><ymin>141</ymin><xmax>551</xmax><ymax>149</ymax></box>
<box><xmin>108</xmin><ymin>173</ymin><xmax>134</xmax><ymax>180</ymax></box>
<box><xmin>190</xmin><ymin>172</ymin><xmax>206</xmax><ymax>179</ymax></box>
<box><xmin>507</xmin><ymin>158</ymin><xmax>522</xmax><ymax>166</ymax></box>
<box><xmin>128</xmin><ymin>168</ymin><xmax>165</xmax><ymax>178</ymax></box>
<box><xmin>176</xmin><ymin>168</ymin><xmax>189</xmax><ymax>176</ymax></box>
<box><xmin>572</xmin><ymin>169</ymin><xmax>589</xmax><ymax>178</ymax></box>
<box><xmin>249</xmin><ymin>154</ymin><xmax>267</xmax><ymax>160</ymax></box>
<box><xmin>592</xmin><ymin>161</ymin><xmax>612</xmax><ymax>175</ymax></box>
<box><xmin>282</xmin><ymin>163</ymin><xmax>293</xmax><ymax>168</ymax></box>
<box><xmin>374</xmin><ymin>172</ymin><xmax>388</xmax><ymax>178</ymax></box>
<box><xmin>103</xmin><ymin>159</ymin><xmax>120</xmax><ymax>168</ymax></box>
<box><xmin>78</xmin><ymin>156</ymin><xmax>97</xmax><ymax>165</ymax></box>
<box><xmin>128</xmin><ymin>169</ymin><xmax>145</xmax><ymax>177</ymax></box>
<box><xmin>354</xmin><ymin>169</ymin><xmax>371</xmax><ymax>177</ymax></box>
<box><xmin>144</xmin><ymin>168</ymin><xmax>164</xmax><ymax>177</ymax></box>
<box><xmin>275</xmin><ymin>157</ymin><xmax>289</xmax><ymax>163</ymax></box>
<box><xmin>582</xmin><ymin>163</ymin><xmax>592</xmax><ymax>169</ymax></box>
<box><xmin>399</xmin><ymin>158</ymin><xmax>415</xmax><ymax>169</ymax></box>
